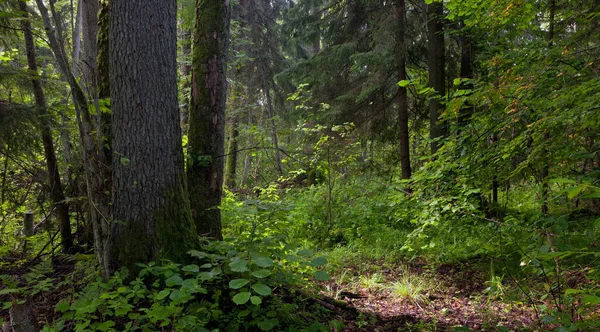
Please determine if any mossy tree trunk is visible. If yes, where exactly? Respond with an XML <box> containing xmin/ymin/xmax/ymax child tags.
<box><xmin>109</xmin><ymin>0</ymin><xmax>197</xmax><ymax>274</ymax></box>
<box><xmin>186</xmin><ymin>0</ymin><xmax>231</xmax><ymax>240</ymax></box>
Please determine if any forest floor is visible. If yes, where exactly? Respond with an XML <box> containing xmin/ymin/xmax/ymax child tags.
<box><xmin>319</xmin><ymin>259</ymin><xmax>540</xmax><ymax>331</ymax></box>
<box><xmin>1</xmin><ymin>255</ymin><xmax>544</xmax><ymax>331</ymax></box>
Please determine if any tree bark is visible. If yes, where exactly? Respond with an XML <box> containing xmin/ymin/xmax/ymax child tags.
<box><xmin>225</xmin><ymin>117</ymin><xmax>239</xmax><ymax>188</ymax></box>
<box><xmin>186</xmin><ymin>0</ymin><xmax>231</xmax><ymax>240</ymax></box>
<box><xmin>394</xmin><ymin>0</ymin><xmax>411</xmax><ymax>180</ymax></box>
<box><xmin>109</xmin><ymin>0</ymin><xmax>197</xmax><ymax>274</ymax></box>
<box><xmin>21</xmin><ymin>1</ymin><xmax>72</xmax><ymax>253</ymax></box>
<box><xmin>427</xmin><ymin>0</ymin><xmax>446</xmax><ymax>154</ymax></box>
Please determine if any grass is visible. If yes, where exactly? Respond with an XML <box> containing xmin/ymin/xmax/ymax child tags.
<box><xmin>389</xmin><ymin>266</ymin><xmax>435</xmax><ymax>304</ymax></box>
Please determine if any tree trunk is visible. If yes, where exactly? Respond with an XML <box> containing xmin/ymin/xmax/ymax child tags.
<box><xmin>260</xmin><ymin>65</ymin><xmax>284</xmax><ymax>175</ymax></box>
<box><xmin>34</xmin><ymin>0</ymin><xmax>110</xmax><ymax>271</ymax></box>
<box><xmin>427</xmin><ymin>0</ymin><xmax>446</xmax><ymax>154</ymax></box>
<box><xmin>225</xmin><ymin>117</ymin><xmax>239</xmax><ymax>188</ymax></box>
<box><xmin>394</xmin><ymin>0</ymin><xmax>411</xmax><ymax>180</ymax></box>
<box><xmin>541</xmin><ymin>0</ymin><xmax>555</xmax><ymax>215</ymax></box>
<box><xmin>21</xmin><ymin>1</ymin><xmax>72</xmax><ymax>253</ymax></box>
<box><xmin>71</xmin><ymin>0</ymin><xmax>82</xmax><ymax>77</ymax></box>
<box><xmin>186</xmin><ymin>0</ymin><xmax>231</xmax><ymax>240</ymax></box>
<box><xmin>81</xmin><ymin>0</ymin><xmax>99</xmax><ymax>90</ymax></box>
<box><xmin>458</xmin><ymin>22</ymin><xmax>474</xmax><ymax>129</ymax></box>
<box><xmin>109</xmin><ymin>0</ymin><xmax>197</xmax><ymax>274</ymax></box>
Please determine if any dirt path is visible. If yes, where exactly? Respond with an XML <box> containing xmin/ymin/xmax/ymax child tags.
<box><xmin>319</xmin><ymin>261</ymin><xmax>538</xmax><ymax>331</ymax></box>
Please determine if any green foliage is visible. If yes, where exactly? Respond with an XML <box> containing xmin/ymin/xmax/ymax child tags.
<box><xmin>47</xmin><ymin>237</ymin><xmax>332</xmax><ymax>331</ymax></box>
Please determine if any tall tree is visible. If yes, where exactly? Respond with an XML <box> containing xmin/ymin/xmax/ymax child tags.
<box><xmin>427</xmin><ymin>0</ymin><xmax>446</xmax><ymax>154</ymax></box>
<box><xmin>20</xmin><ymin>0</ymin><xmax>72</xmax><ymax>253</ymax></box>
<box><xmin>394</xmin><ymin>0</ymin><xmax>411</xmax><ymax>180</ymax></box>
<box><xmin>186</xmin><ymin>0</ymin><xmax>231</xmax><ymax>240</ymax></box>
<box><xmin>110</xmin><ymin>0</ymin><xmax>197</xmax><ymax>273</ymax></box>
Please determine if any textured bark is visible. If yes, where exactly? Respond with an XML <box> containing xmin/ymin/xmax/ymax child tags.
<box><xmin>427</xmin><ymin>1</ymin><xmax>446</xmax><ymax>154</ymax></box>
<box><xmin>110</xmin><ymin>0</ymin><xmax>197</xmax><ymax>274</ymax></box>
<box><xmin>394</xmin><ymin>0</ymin><xmax>411</xmax><ymax>180</ymax></box>
<box><xmin>224</xmin><ymin>117</ymin><xmax>239</xmax><ymax>188</ymax></box>
<box><xmin>187</xmin><ymin>0</ymin><xmax>231</xmax><ymax>240</ymax></box>
<box><xmin>97</xmin><ymin>0</ymin><xmax>109</xmax><ymax>99</ymax></box>
<box><xmin>9</xmin><ymin>301</ymin><xmax>39</xmax><ymax>332</ymax></box>
<box><xmin>21</xmin><ymin>1</ymin><xmax>72</xmax><ymax>252</ymax></box>
<box><xmin>81</xmin><ymin>0</ymin><xmax>99</xmax><ymax>90</ymax></box>
<box><xmin>72</xmin><ymin>0</ymin><xmax>82</xmax><ymax>77</ymax></box>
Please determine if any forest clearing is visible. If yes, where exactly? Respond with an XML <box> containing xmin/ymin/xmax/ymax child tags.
<box><xmin>1</xmin><ymin>0</ymin><xmax>599</xmax><ymax>331</ymax></box>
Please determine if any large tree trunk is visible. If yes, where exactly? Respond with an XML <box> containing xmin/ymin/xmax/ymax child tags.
<box><xmin>394</xmin><ymin>0</ymin><xmax>411</xmax><ymax>180</ymax></box>
<box><xmin>427</xmin><ymin>0</ymin><xmax>446</xmax><ymax>154</ymax></box>
<box><xmin>109</xmin><ymin>0</ymin><xmax>197</xmax><ymax>274</ymax></box>
<box><xmin>20</xmin><ymin>1</ymin><xmax>72</xmax><ymax>253</ymax></box>
<box><xmin>186</xmin><ymin>0</ymin><xmax>231</xmax><ymax>240</ymax></box>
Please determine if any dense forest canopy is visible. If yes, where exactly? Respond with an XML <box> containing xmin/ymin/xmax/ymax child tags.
<box><xmin>0</xmin><ymin>0</ymin><xmax>599</xmax><ymax>330</ymax></box>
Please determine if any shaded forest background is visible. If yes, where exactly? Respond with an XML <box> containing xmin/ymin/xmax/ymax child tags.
<box><xmin>0</xmin><ymin>0</ymin><xmax>600</xmax><ymax>330</ymax></box>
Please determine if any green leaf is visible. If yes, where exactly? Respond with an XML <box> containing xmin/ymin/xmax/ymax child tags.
<box><xmin>119</xmin><ymin>157</ymin><xmax>130</xmax><ymax>166</ymax></box>
<box><xmin>251</xmin><ymin>283</ymin><xmax>272</xmax><ymax>296</ymax></box>
<box><xmin>251</xmin><ymin>269</ymin><xmax>271</xmax><ymax>279</ymax></box>
<box><xmin>250</xmin><ymin>295</ymin><xmax>262</xmax><ymax>305</ymax></box>
<box><xmin>309</xmin><ymin>256</ymin><xmax>328</xmax><ymax>267</ymax></box>
<box><xmin>398</xmin><ymin>80</ymin><xmax>410</xmax><ymax>87</ymax></box>
<box><xmin>566</xmin><ymin>186</ymin><xmax>584</xmax><ymax>200</ymax></box>
<box><xmin>55</xmin><ymin>300</ymin><xmax>70</xmax><ymax>313</ymax></box>
<box><xmin>253</xmin><ymin>256</ymin><xmax>274</xmax><ymax>268</ymax></box>
<box><xmin>94</xmin><ymin>320</ymin><xmax>115</xmax><ymax>332</ymax></box>
<box><xmin>165</xmin><ymin>275</ymin><xmax>183</xmax><ymax>287</ymax></box>
<box><xmin>229</xmin><ymin>278</ymin><xmax>250</xmax><ymax>289</ymax></box>
<box><xmin>232</xmin><ymin>292</ymin><xmax>251</xmax><ymax>305</ymax></box>
<box><xmin>182</xmin><ymin>264</ymin><xmax>199</xmax><ymax>273</ymax></box>
<box><xmin>229</xmin><ymin>258</ymin><xmax>249</xmax><ymax>272</ymax></box>
<box><xmin>257</xmin><ymin>318</ymin><xmax>278</xmax><ymax>331</ymax></box>
<box><xmin>313</xmin><ymin>270</ymin><xmax>330</xmax><ymax>281</ymax></box>
<box><xmin>582</xmin><ymin>295</ymin><xmax>600</xmax><ymax>305</ymax></box>
<box><xmin>199</xmin><ymin>263</ymin><xmax>212</xmax><ymax>269</ymax></box>
<box><xmin>297</xmin><ymin>249</ymin><xmax>313</xmax><ymax>256</ymax></box>
<box><xmin>155</xmin><ymin>289</ymin><xmax>171</xmax><ymax>300</ymax></box>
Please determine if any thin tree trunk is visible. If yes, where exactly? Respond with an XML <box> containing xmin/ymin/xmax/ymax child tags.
<box><xmin>81</xmin><ymin>0</ymin><xmax>99</xmax><ymax>90</ymax></box>
<box><xmin>427</xmin><ymin>0</ymin><xmax>446</xmax><ymax>154</ymax></box>
<box><xmin>260</xmin><ymin>64</ymin><xmax>284</xmax><ymax>175</ymax></box>
<box><xmin>72</xmin><ymin>0</ymin><xmax>82</xmax><ymax>77</ymax></box>
<box><xmin>225</xmin><ymin>117</ymin><xmax>239</xmax><ymax>188</ymax></box>
<box><xmin>541</xmin><ymin>0</ymin><xmax>555</xmax><ymax>215</ymax></box>
<box><xmin>21</xmin><ymin>1</ymin><xmax>72</xmax><ymax>253</ymax></box>
<box><xmin>458</xmin><ymin>22</ymin><xmax>474</xmax><ymax>129</ymax></box>
<box><xmin>241</xmin><ymin>106</ymin><xmax>253</xmax><ymax>188</ymax></box>
<box><xmin>34</xmin><ymin>0</ymin><xmax>109</xmax><ymax>273</ymax></box>
<box><xmin>110</xmin><ymin>0</ymin><xmax>197</xmax><ymax>274</ymax></box>
<box><xmin>394</xmin><ymin>0</ymin><xmax>411</xmax><ymax>180</ymax></box>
